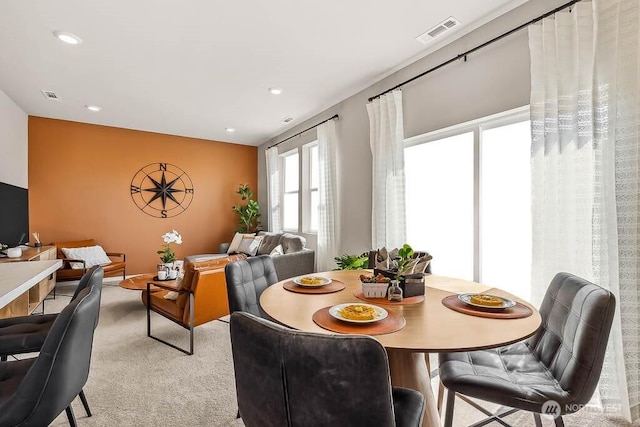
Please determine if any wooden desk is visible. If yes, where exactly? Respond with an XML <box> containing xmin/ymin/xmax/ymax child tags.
<box><xmin>0</xmin><ymin>259</ymin><xmax>62</xmax><ymax>318</ymax></box>
<box><xmin>260</xmin><ymin>270</ymin><xmax>541</xmax><ymax>427</ymax></box>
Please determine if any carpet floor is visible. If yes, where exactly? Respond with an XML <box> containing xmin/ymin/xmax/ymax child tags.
<box><xmin>26</xmin><ymin>282</ymin><xmax>635</xmax><ymax>426</ymax></box>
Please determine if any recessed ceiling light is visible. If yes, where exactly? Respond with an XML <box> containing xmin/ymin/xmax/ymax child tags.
<box><xmin>86</xmin><ymin>105</ymin><xmax>102</xmax><ymax>112</ymax></box>
<box><xmin>225</xmin><ymin>127</ymin><xmax>235</xmax><ymax>132</ymax></box>
<box><xmin>281</xmin><ymin>117</ymin><xmax>294</xmax><ymax>124</ymax></box>
<box><xmin>53</xmin><ymin>31</ymin><xmax>83</xmax><ymax>45</ymax></box>
<box><xmin>268</xmin><ymin>87</ymin><xmax>284</xmax><ymax>95</ymax></box>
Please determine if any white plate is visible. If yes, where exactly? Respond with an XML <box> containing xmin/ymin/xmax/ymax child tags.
<box><xmin>458</xmin><ymin>293</ymin><xmax>516</xmax><ymax>310</ymax></box>
<box><xmin>328</xmin><ymin>303</ymin><xmax>388</xmax><ymax>324</ymax></box>
<box><xmin>292</xmin><ymin>276</ymin><xmax>332</xmax><ymax>287</ymax></box>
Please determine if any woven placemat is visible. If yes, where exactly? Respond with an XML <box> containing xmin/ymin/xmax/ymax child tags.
<box><xmin>442</xmin><ymin>294</ymin><xmax>533</xmax><ymax>319</ymax></box>
<box><xmin>283</xmin><ymin>279</ymin><xmax>346</xmax><ymax>294</ymax></box>
<box><xmin>353</xmin><ymin>288</ymin><xmax>425</xmax><ymax>305</ymax></box>
<box><xmin>312</xmin><ymin>306</ymin><xmax>406</xmax><ymax>335</ymax></box>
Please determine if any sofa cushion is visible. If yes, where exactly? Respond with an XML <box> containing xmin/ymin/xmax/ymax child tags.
<box><xmin>237</xmin><ymin>235</ymin><xmax>264</xmax><ymax>256</ymax></box>
<box><xmin>281</xmin><ymin>233</ymin><xmax>306</xmax><ymax>254</ymax></box>
<box><xmin>257</xmin><ymin>232</ymin><xmax>283</xmax><ymax>255</ymax></box>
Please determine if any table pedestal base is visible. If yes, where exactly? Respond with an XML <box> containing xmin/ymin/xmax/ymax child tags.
<box><xmin>387</xmin><ymin>349</ymin><xmax>441</xmax><ymax>427</ymax></box>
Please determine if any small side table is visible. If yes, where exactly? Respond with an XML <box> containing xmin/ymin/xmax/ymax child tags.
<box><xmin>119</xmin><ymin>274</ymin><xmax>174</xmax><ymax>292</ymax></box>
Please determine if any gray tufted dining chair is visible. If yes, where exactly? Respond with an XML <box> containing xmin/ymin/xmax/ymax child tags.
<box><xmin>439</xmin><ymin>272</ymin><xmax>616</xmax><ymax>427</ymax></box>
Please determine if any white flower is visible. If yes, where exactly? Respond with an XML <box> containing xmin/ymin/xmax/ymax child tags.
<box><xmin>162</xmin><ymin>230</ymin><xmax>183</xmax><ymax>245</ymax></box>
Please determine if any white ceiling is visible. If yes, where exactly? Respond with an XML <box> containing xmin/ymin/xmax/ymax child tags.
<box><xmin>0</xmin><ymin>0</ymin><xmax>526</xmax><ymax>146</ymax></box>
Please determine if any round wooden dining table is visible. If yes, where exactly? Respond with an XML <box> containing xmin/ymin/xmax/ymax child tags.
<box><xmin>260</xmin><ymin>270</ymin><xmax>542</xmax><ymax>427</ymax></box>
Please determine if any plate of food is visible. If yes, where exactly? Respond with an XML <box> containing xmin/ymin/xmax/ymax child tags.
<box><xmin>329</xmin><ymin>303</ymin><xmax>388</xmax><ymax>324</ymax></box>
<box><xmin>458</xmin><ymin>293</ymin><xmax>516</xmax><ymax>310</ymax></box>
<box><xmin>292</xmin><ymin>276</ymin><xmax>332</xmax><ymax>287</ymax></box>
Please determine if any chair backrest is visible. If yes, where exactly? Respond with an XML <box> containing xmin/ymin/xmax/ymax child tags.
<box><xmin>0</xmin><ymin>278</ymin><xmax>102</xmax><ymax>426</ymax></box>
<box><xmin>71</xmin><ymin>264</ymin><xmax>104</xmax><ymax>301</ymax></box>
<box><xmin>225</xmin><ymin>255</ymin><xmax>278</xmax><ymax>318</ymax></box>
<box><xmin>527</xmin><ymin>272</ymin><xmax>616</xmax><ymax>406</ymax></box>
<box><xmin>230</xmin><ymin>312</ymin><xmax>397</xmax><ymax>427</ymax></box>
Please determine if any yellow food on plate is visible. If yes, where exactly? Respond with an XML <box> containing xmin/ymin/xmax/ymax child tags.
<box><xmin>339</xmin><ymin>304</ymin><xmax>377</xmax><ymax>321</ymax></box>
<box><xmin>470</xmin><ymin>294</ymin><xmax>504</xmax><ymax>307</ymax></box>
<box><xmin>299</xmin><ymin>276</ymin><xmax>325</xmax><ymax>285</ymax></box>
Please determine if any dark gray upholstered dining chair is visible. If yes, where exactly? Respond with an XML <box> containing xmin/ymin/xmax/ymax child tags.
<box><xmin>0</xmin><ymin>276</ymin><xmax>102</xmax><ymax>427</ymax></box>
<box><xmin>230</xmin><ymin>311</ymin><xmax>425</xmax><ymax>427</ymax></box>
<box><xmin>0</xmin><ymin>265</ymin><xmax>103</xmax><ymax>362</ymax></box>
<box><xmin>224</xmin><ymin>255</ymin><xmax>278</xmax><ymax>319</ymax></box>
<box><xmin>439</xmin><ymin>272</ymin><xmax>616</xmax><ymax>427</ymax></box>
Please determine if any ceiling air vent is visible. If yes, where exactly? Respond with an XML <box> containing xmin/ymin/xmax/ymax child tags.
<box><xmin>416</xmin><ymin>16</ymin><xmax>461</xmax><ymax>45</ymax></box>
<box><xmin>41</xmin><ymin>90</ymin><xmax>60</xmax><ymax>101</ymax></box>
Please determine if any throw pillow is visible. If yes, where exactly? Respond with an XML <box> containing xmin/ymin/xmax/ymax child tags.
<box><xmin>237</xmin><ymin>235</ymin><xmax>264</xmax><ymax>256</ymax></box>
<box><xmin>61</xmin><ymin>245</ymin><xmax>112</xmax><ymax>269</ymax></box>
<box><xmin>227</xmin><ymin>232</ymin><xmax>255</xmax><ymax>254</ymax></box>
<box><xmin>269</xmin><ymin>244</ymin><xmax>284</xmax><ymax>257</ymax></box>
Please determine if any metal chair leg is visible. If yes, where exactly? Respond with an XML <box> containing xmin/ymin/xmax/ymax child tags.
<box><xmin>533</xmin><ymin>413</ymin><xmax>543</xmax><ymax>427</ymax></box>
<box><xmin>1</xmin><ymin>355</ymin><xmax>7</xmax><ymax>362</ymax></box>
<box><xmin>555</xmin><ymin>416</ymin><xmax>565</xmax><ymax>427</ymax></box>
<box><xmin>65</xmin><ymin>406</ymin><xmax>78</xmax><ymax>427</ymax></box>
<box><xmin>79</xmin><ymin>389</ymin><xmax>92</xmax><ymax>417</ymax></box>
<box><xmin>444</xmin><ymin>388</ymin><xmax>455</xmax><ymax>427</ymax></box>
<box><xmin>236</xmin><ymin>409</ymin><xmax>240</xmax><ymax>419</ymax></box>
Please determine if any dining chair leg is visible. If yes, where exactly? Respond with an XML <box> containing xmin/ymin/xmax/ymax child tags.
<box><xmin>1</xmin><ymin>355</ymin><xmax>7</xmax><ymax>362</ymax></box>
<box><xmin>443</xmin><ymin>388</ymin><xmax>455</xmax><ymax>427</ymax></box>
<box><xmin>65</xmin><ymin>405</ymin><xmax>78</xmax><ymax>427</ymax></box>
<box><xmin>437</xmin><ymin>381</ymin><xmax>445</xmax><ymax>414</ymax></box>
<box><xmin>79</xmin><ymin>389</ymin><xmax>92</xmax><ymax>417</ymax></box>
<box><xmin>555</xmin><ymin>416</ymin><xmax>565</xmax><ymax>427</ymax></box>
<box><xmin>236</xmin><ymin>409</ymin><xmax>240</xmax><ymax>419</ymax></box>
<box><xmin>533</xmin><ymin>413</ymin><xmax>543</xmax><ymax>427</ymax></box>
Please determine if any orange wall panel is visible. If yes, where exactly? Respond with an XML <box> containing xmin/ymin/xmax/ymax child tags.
<box><xmin>28</xmin><ymin>117</ymin><xmax>257</xmax><ymax>274</ymax></box>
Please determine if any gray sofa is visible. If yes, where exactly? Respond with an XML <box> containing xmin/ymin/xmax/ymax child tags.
<box><xmin>185</xmin><ymin>232</ymin><xmax>315</xmax><ymax>281</ymax></box>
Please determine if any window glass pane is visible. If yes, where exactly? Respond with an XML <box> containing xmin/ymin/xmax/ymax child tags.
<box><xmin>283</xmin><ymin>193</ymin><xmax>299</xmax><ymax>230</ymax></box>
<box><xmin>405</xmin><ymin>133</ymin><xmax>474</xmax><ymax>280</ymax></box>
<box><xmin>284</xmin><ymin>153</ymin><xmax>299</xmax><ymax>192</ymax></box>
<box><xmin>310</xmin><ymin>145</ymin><xmax>319</xmax><ymax>189</ymax></box>
<box><xmin>310</xmin><ymin>189</ymin><xmax>319</xmax><ymax>231</ymax></box>
<box><xmin>480</xmin><ymin>121</ymin><xmax>532</xmax><ymax>300</ymax></box>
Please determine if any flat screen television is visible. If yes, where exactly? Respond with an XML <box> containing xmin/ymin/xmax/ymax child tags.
<box><xmin>0</xmin><ymin>181</ymin><xmax>29</xmax><ymax>247</ymax></box>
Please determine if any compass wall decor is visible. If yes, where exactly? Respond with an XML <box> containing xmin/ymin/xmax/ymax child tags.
<box><xmin>130</xmin><ymin>162</ymin><xmax>194</xmax><ymax>218</ymax></box>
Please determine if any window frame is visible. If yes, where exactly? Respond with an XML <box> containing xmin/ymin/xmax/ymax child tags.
<box><xmin>278</xmin><ymin>141</ymin><xmax>319</xmax><ymax>234</ymax></box>
<box><xmin>404</xmin><ymin>106</ymin><xmax>530</xmax><ymax>283</ymax></box>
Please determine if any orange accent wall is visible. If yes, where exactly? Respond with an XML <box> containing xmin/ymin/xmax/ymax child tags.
<box><xmin>28</xmin><ymin>117</ymin><xmax>257</xmax><ymax>275</ymax></box>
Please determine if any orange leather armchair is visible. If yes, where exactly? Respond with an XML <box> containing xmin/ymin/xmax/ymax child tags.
<box><xmin>53</xmin><ymin>239</ymin><xmax>126</xmax><ymax>282</ymax></box>
<box><xmin>143</xmin><ymin>254</ymin><xmax>246</xmax><ymax>355</ymax></box>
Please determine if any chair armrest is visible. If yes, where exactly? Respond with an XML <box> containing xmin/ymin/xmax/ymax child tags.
<box><xmin>147</xmin><ymin>280</ymin><xmax>184</xmax><ymax>292</ymax></box>
<box><xmin>106</xmin><ymin>252</ymin><xmax>126</xmax><ymax>261</ymax></box>
<box><xmin>60</xmin><ymin>258</ymin><xmax>86</xmax><ymax>271</ymax></box>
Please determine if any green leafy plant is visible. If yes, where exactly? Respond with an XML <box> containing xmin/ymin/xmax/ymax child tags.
<box><xmin>333</xmin><ymin>252</ymin><xmax>369</xmax><ymax>270</ymax></box>
<box><xmin>232</xmin><ymin>184</ymin><xmax>261</xmax><ymax>233</ymax></box>
<box><xmin>395</xmin><ymin>243</ymin><xmax>415</xmax><ymax>277</ymax></box>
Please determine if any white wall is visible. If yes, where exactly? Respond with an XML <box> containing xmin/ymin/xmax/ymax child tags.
<box><xmin>0</xmin><ymin>88</ymin><xmax>27</xmax><ymax>188</ymax></box>
<box><xmin>258</xmin><ymin>0</ymin><xmax>563</xmax><ymax>257</ymax></box>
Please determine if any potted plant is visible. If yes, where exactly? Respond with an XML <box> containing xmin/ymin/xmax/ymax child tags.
<box><xmin>333</xmin><ymin>252</ymin><xmax>369</xmax><ymax>270</ymax></box>
<box><xmin>232</xmin><ymin>184</ymin><xmax>261</xmax><ymax>233</ymax></box>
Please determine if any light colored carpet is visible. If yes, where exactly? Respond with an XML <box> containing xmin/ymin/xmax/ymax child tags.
<box><xmin>25</xmin><ymin>282</ymin><xmax>635</xmax><ymax>427</ymax></box>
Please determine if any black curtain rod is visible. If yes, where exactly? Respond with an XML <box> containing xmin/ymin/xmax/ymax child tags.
<box><xmin>267</xmin><ymin>114</ymin><xmax>339</xmax><ymax>150</ymax></box>
<box><xmin>368</xmin><ymin>0</ymin><xmax>582</xmax><ymax>102</ymax></box>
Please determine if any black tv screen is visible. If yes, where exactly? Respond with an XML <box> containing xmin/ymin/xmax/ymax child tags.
<box><xmin>0</xmin><ymin>181</ymin><xmax>28</xmax><ymax>247</ymax></box>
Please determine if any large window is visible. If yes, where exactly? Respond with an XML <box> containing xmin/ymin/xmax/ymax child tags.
<box><xmin>405</xmin><ymin>108</ymin><xmax>532</xmax><ymax>299</ymax></box>
<box><xmin>280</xmin><ymin>142</ymin><xmax>319</xmax><ymax>234</ymax></box>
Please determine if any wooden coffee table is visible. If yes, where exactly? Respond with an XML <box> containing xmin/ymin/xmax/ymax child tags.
<box><xmin>119</xmin><ymin>274</ymin><xmax>176</xmax><ymax>292</ymax></box>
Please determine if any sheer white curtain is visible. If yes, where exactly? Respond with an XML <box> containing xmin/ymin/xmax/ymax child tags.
<box><xmin>316</xmin><ymin>120</ymin><xmax>339</xmax><ymax>271</ymax></box>
<box><xmin>529</xmin><ymin>0</ymin><xmax>640</xmax><ymax>420</ymax></box>
<box><xmin>366</xmin><ymin>90</ymin><xmax>406</xmax><ymax>249</ymax></box>
<box><xmin>265</xmin><ymin>146</ymin><xmax>281</xmax><ymax>233</ymax></box>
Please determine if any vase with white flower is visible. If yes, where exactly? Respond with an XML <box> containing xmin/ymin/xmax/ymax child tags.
<box><xmin>157</xmin><ymin>230</ymin><xmax>182</xmax><ymax>270</ymax></box>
